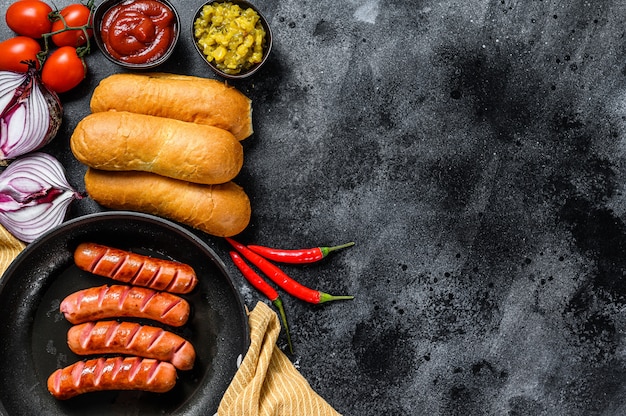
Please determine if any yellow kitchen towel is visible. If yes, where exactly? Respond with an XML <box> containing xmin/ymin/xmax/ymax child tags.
<box><xmin>0</xmin><ymin>225</ymin><xmax>25</xmax><ymax>276</ymax></box>
<box><xmin>218</xmin><ymin>301</ymin><xmax>341</xmax><ymax>416</ymax></box>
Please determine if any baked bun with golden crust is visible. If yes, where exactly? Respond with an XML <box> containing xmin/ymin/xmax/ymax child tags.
<box><xmin>84</xmin><ymin>169</ymin><xmax>251</xmax><ymax>237</ymax></box>
<box><xmin>71</xmin><ymin>111</ymin><xmax>243</xmax><ymax>185</ymax></box>
<box><xmin>90</xmin><ymin>72</ymin><xmax>253</xmax><ymax>140</ymax></box>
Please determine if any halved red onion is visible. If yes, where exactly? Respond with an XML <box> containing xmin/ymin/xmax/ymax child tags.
<box><xmin>0</xmin><ymin>69</ymin><xmax>63</xmax><ymax>162</ymax></box>
<box><xmin>0</xmin><ymin>152</ymin><xmax>82</xmax><ymax>243</ymax></box>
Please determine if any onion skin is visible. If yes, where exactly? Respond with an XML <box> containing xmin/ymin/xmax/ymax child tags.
<box><xmin>0</xmin><ymin>152</ymin><xmax>82</xmax><ymax>243</ymax></box>
<box><xmin>0</xmin><ymin>69</ymin><xmax>63</xmax><ymax>163</ymax></box>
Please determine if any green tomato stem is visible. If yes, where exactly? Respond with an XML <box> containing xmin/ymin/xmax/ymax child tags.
<box><xmin>38</xmin><ymin>1</ymin><xmax>95</xmax><ymax>64</ymax></box>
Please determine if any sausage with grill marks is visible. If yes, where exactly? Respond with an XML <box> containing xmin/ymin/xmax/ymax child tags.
<box><xmin>60</xmin><ymin>285</ymin><xmax>190</xmax><ymax>327</ymax></box>
<box><xmin>67</xmin><ymin>321</ymin><xmax>196</xmax><ymax>370</ymax></box>
<box><xmin>47</xmin><ymin>356</ymin><xmax>177</xmax><ymax>400</ymax></box>
<box><xmin>74</xmin><ymin>242</ymin><xmax>198</xmax><ymax>294</ymax></box>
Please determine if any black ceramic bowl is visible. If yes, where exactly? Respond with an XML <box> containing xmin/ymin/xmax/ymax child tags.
<box><xmin>191</xmin><ymin>0</ymin><xmax>272</xmax><ymax>80</ymax></box>
<box><xmin>93</xmin><ymin>0</ymin><xmax>180</xmax><ymax>69</ymax></box>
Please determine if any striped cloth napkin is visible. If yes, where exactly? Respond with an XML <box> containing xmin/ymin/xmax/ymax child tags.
<box><xmin>218</xmin><ymin>301</ymin><xmax>342</xmax><ymax>416</ymax></box>
<box><xmin>0</xmin><ymin>226</ymin><xmax>340</xmax><ymax>416</ymax></box>
<box><xmin>0</xmin><ymin>225</ymin><xmax>25</xmax><ymax>276</ymax></box>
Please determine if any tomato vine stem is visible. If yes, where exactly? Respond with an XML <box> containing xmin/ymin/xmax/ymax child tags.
<box><xmin>37</xmin><ymin>0</ymin><xmax>95</xmax><ymax>66</ymax></box>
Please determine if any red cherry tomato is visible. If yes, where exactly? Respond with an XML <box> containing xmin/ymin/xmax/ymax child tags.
<box><xmin>0</xmin><ymin>36</ymin><xmax>41</xmax><ymax>72</ymax></box>
<box><xmin>50</xmin><ymin>4</ymin><xmax>93</xmax><ymax>47</ymax></box>
<box><xmin>41</xmin><ymin>46</ymin><xmax>86</xmax><ymax>93</ymax></box>
<box><xmin>5</xmin><ymin>0</ymin><xmax>53</xmax><ymax>39</ymax></box>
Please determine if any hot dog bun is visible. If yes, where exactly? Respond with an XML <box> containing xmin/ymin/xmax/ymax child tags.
<box><xmin>90</xmin><ymin>72</ymin><xmax>253</xmax><ymax>140</ymax></box>
<box><xmin>71</xmin><ymin>111</ymin><xmax>243</xmax><ymax>185</ymax></box>
<box><xmin>84</xmin><ymin>169</ymin><xmax>251</xmax><ymax>237</ymax></box>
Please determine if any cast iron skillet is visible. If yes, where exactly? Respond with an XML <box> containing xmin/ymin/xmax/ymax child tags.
<box><xmin>0</xmin><ymin>211</ymin><xmax>249</xmax><ymax>415</ymax></box>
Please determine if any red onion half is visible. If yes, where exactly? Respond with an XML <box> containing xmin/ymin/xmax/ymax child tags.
<box><xmin>0</xmin><ymin>69</ymin><xmax>63</xmax><ymax>162</ymax></box>
<box><xmin>0</xmin><ymin>152</ymin><xmax>82</xmax><ymax>243</ymax></box>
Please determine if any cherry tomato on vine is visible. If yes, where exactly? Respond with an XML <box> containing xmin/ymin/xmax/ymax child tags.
<box><xmin>5</xmin><ymin>0</ymin><xmax>53</xmax><ymax>39</ymax></box>
<box><xmin>50</xmin><ymin>4</ymin><xmax>93</xmax><ymax>48</ymax></box>
<box><xmin>41</xmin><ymin>46</ymin><xmax>86</xmax><ymax>93</ymax></box>
<box><xmin>0</xmin><ymin>36</ymin><xmax>41</xmax><ymax>72</ymax></box>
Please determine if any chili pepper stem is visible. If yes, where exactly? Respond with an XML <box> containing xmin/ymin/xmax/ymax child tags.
<box><xmin>318</xmin><ymin>293</ymin><xmax>355</xmax><ymax>304</ymax></box>
<box><xmin>319</xmin><ymin>241</ymin><xmax>355</xmax><ymax>258</ymax></box>
<box><xmin>272</xmin><ymin>297</ymin><xmax>294</xmax><ymax>354</ymax></box>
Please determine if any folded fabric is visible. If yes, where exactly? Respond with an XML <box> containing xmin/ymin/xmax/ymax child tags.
<box><xmin>218</xmin><ymin>301</ymin><xmax>341</xmax><ymax>416</ymax></box>
<box><xmin>0</xmin><ymin>225</ymin><xmax>25</xmax><ymax>276</ymax></box>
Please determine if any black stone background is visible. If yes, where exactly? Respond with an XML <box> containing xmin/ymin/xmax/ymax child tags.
<box><xmin>3</xmin><ymin>0</ymin><xmax>626</xmax><ymax>415</ymax></box>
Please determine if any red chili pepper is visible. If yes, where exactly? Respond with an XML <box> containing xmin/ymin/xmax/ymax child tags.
<box><xmin>246</xmin><ymin>241</ymin><xmax>355</xmax><ymax>264</ymax></box>
<box><xmin>226</xmin><ymin>238</ymin><xmax>354</xmax><ymax>304</ymax></box>
<box><xmin>229</xmin><ymin>251</ymin><xmax>293</xmax><ymax>354</ymax></box>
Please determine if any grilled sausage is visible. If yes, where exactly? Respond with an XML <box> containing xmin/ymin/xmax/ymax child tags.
<box><xmin>67</xmin><ymin>321</ymin><xmax>196</xmax><ymax>370</ymax></box>
<box><xmin>74</xmin><ymin>242</ymin><xmax>198</xmax><ymax>294</ymax></box>
<box><xmin>47</xmin><ymin>356</ymin><xmax>177</xmax><ymax>400</ymax></box>
<box><xmin>60</xmin><ymin>285</ymin><xmax>190</xmax><ymax>327</ymax></box>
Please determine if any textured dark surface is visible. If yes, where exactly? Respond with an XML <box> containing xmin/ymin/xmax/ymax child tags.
<box><xmin>2</xmin><ymin>0</ymin><xmax>626</xmax><ymax>415</ymax></box>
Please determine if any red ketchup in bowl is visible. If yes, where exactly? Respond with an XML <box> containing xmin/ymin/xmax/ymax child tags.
<box><xmin>100</xmin><ymin>0</ymin><xmax>176</xmax><ymax>65</ymax></box>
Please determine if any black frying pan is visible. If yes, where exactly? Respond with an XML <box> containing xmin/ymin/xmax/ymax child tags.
<box><xmin>0</xmin><ymin>211</ymin><xmax>249</xmax><ymax>415</ymax></box>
